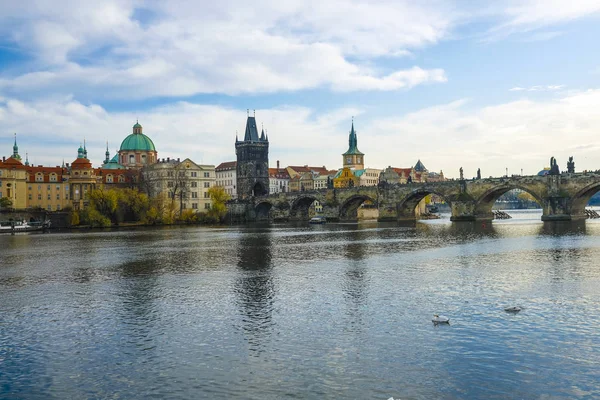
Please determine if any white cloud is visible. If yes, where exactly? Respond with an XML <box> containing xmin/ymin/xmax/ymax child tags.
<box><xmin>0</xmin><ymin>0</ymin><xmax>455</xmax><ymax>97</ymax></box>
<box><xmin>3</xmin><ymin>89</ymin><xmax>600</xmax><ymax>178</ymax></box>
<box><xmin>486</xmin><ymin>0</ymin><xmax>600</xmax><ymax>40</ymax></box>
<box><xmin>509</xmin><ymin>85</ymin><xmax>565</xmax><ymax>92</ymax></box>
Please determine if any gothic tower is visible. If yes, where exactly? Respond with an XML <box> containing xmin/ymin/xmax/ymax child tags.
<box><xmin>236</xmin><ymin>113</ymin><xmax>269</xmax><ymax>199</ymax></box>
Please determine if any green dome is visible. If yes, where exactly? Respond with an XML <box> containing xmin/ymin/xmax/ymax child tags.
<box><xmin>133</xmin><ymin>122</ymin><xmax>142</xmax><ymax>129</ymax></box>
<box><xmin>120</xmin><ymin>133</ymin><xmax>156</xmax><ymax>152</ymax></box>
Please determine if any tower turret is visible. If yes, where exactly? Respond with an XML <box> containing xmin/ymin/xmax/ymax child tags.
<box><xmin>12</xmin><ymin>133</ymin><xmax>21</xmax><ymax>160</ymax></box>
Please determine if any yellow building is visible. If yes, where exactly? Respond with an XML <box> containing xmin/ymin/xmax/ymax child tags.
<box><xmin>0</xmin><ymin>136</ymin><xmax>28</xmax><ymax>209</ymax></box>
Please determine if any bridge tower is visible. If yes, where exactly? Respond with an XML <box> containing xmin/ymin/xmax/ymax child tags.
<box><xmin>235</xmin><ymin>112</ymin><xmax>269</xmax><ymax>199</ymax></box>
<box><xmin>342</xmin><ymin>119</ymin><xmax>364</xmax><ymax>170</ymax></box>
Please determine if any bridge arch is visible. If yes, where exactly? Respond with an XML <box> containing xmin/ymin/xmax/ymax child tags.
<box><xmin>255</xmin><ymin>200</ymin><xmax>275</xmax><ymax>221</ymax></box>
<box><xmin>474</xmin><ymin>183</ymin><xmax>543</xmax><ymax>219</ymax></box>
<box><xmin>396</xmin><ymin>188</ymin><xmax>451</xmax><ymax>221</ymax></box>
<box><xmin>570</xmin><ymin>182</ymin><xmax>600</xmax><ymax>217</ymax></box>
<box><xmin>339</xmin><ymin>194</ymin><xmax>377</xmax><ymax>221</ymax></box>
<box><xmin>289</xmin><ymin>194</ymin><xmax>323</xmax><ymax>220</ymax></box>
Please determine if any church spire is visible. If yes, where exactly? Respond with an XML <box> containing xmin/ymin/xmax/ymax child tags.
<box><xmin>24</xmin><ymin>152</ymin><xmax>29</xmax><ymax>166</ymax></box>
<box><xmin>105</xmin><ymin>141</ymin><xmax>110</xmax><ymax>164</ymax></box>
<box><xmin>12</xmin><ymin>133</ymin><xmax>21</xmax><ymax>160</ymax></box>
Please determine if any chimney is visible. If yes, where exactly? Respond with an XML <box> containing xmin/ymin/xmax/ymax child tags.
<box><xmin>177</xmin><ymin>158</ymin><xmax>180</xmax><ymax>162</ymax></box>
<box><xmin>167</xmin><ymin>157</ymin><xmax>170</xmax><ymax>162</ymax></box>
<box><xmin>2</xmin><ymin>156</ymin><xmax>5</xmax><ymax>162</ymax></box>
<box><xmin>277</xmin><ymin>160</ymin><xmax>280</xmax><ymax>169</ymax></box>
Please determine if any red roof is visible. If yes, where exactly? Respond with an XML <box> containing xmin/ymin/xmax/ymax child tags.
<box><xmin>216</xmin><ymin>161</ymin><xmax>236</xmax><ymax>171</ymax></box>
<box><xmin>288</xmin><ymin>165</ymin><xmax>329</xmax><ymax>175</ymax></box>
<box><xmin>71</xmin><ymin>158</ymin><xmax>92</xmax><ymax>168</ymax></box>
<box><xmin>26</xmin><ymin>166</ymin><xmax>65</xmax><ymax>183</ymax></box>
<box><xmin>392</xmin><ymin>167</ymin><xmax>413</xmax><ymax>176</ymax></box>
<box><xmin>0</xmin><ymin>157</ymin><xmax>25</xmax><ymax>168</ymax></box>
<box><xmin>269</xmin><ymin>168</ymin><xmax>290</xmax><ymax>179</ymax></box>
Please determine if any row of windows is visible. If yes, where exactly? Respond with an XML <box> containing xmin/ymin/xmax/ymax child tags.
<box><xmin>185</xmin><ymin>203</ymin><xmax>211</xmax><ymax>210</ymax></box>
<box><xmin>217</xmin><ymin>180</ymin><xmax>235</xmax><ymax>187</ymax></box>
<box><xmin>167</xmin><ymin>182</ymin><xmax>212</xmax><ymax>188</ymax></box>
<box><xmin>29</xmin><ymin>194</ymin><xmax>69</xmax><ymax>200</ymax></box>
<box><xmin>29</xmin><ymin>185</ymin><xmax>68</xmax><ymax>191</ymax></box>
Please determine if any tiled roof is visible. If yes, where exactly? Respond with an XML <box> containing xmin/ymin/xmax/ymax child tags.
<box><xmin>216</xmin><ymin>161</ymin><xmax>237</xmax><ymax>171</ymax></box>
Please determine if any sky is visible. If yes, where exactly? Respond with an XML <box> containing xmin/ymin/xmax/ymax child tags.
<box><xmin>1</xmin><ymin>0</ymin><xmax>600</xmax><ymax>178</ymax></box>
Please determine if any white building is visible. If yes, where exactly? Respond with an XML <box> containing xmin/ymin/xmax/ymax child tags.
<box><xmin>143</xmin><ymin>158</ymin><xmax>215</xmax><ymax>211</ymax></box>
<box><xmin>269</xmin><ymin>161</ymin><xmax>290</xmax><ymax>194</ymax></box>
<box><xmin>216</xmin><ymin>161</ymin><xmax>237</xmax><ymax>199</ymax></box>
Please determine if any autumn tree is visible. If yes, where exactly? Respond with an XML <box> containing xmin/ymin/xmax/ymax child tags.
<box><xmin>207</xmin><ymin>186</ymin><xmax>230</xmax><ymax>222</ymax></box>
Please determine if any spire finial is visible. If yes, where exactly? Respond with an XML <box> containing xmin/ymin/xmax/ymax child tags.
<box><xmin>14</xmin><ymin>132</ymin><xmax>17</xmax><ymax>145</ymax></box>
<box><xmin>247</xmin><ymin>109</ymin><xmax>249</xmax><ymax>117</ymax></box>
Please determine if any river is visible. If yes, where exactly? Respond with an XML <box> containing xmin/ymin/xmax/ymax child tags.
<box><xmin>1</xmin><ymin>210</ymin><xmax>600</xmax><ymax>399</ymax></box>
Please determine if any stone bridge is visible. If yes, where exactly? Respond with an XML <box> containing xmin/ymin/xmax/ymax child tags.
<box><xmin>228</xmin><ymin>173</ymin><xmax>600</xmax><ymax>223</ymax></box>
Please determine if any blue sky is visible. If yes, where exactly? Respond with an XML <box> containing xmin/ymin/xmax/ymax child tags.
<box><xmin>1</xmin><ymin>0</ymin><xmax>600</xmax><ymax>177</ymax></box>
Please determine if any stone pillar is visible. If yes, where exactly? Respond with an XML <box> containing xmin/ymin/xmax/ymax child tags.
<box><xmin>449</xmin><ymin>200</ymin><xmax>478</xmax><ymax>221</ymax></box>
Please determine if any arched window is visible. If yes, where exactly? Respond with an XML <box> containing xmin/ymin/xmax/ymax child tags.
<box><xmin>129</xmin><ymin>154</ymin><xmax>135</xmax><ymax>164</ymax></box>
<box><xmin>106</xmin><ymin>175</ymin><xmax>113</xmax><ymax>183</ymax></box>
<box><xmin>141</xmin><ymin>154</ymin><xmax>147</xmax><ymax>164</ymax></box>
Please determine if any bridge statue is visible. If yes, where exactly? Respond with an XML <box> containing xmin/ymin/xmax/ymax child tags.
<box><xmin>549</xmin><ymin>157</ymin><xmax>560</xmax><ymax>175</ymax></box>
<box><xmin>567</xmin><ymin>156</ymin><xmax>575</xmax><ymax>174</ymax></box>
<box><xmin>459</xmin><ymin>167</ymin><xmax>464</xmax><ymax>180</ymax></box>
<box><xmin>477</xmin><ymin>168</ymin><xmax>481</xmax><ymax>180</ymax></box>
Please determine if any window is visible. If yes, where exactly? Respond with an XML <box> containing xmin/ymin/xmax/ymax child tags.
<box><xmin>106</xmin><ymin>175</ymin><xmax>113</xmax><ymax>183</ymax></box>
<box><xmin>204</xmin><ymin>182</ymin><xmax>210</xmax><ymax>188</ymax></box>
<box><xmin>141</xmin><ymin>155</ymin><xmax>147</xmax><ymax>164</ymax></box>
<box><xmin>347</xmin><ymin>157</ymin><xmax>351</xmax><ymax>163</ymax></box>
<box><xmin>57</xmin><ymin>204</ymin><xmax>61</xmax><ymax>210</ymax></box>
<box><xmin>167</xmin><ymin>181</ymin><xmax>174</xmax><ymax>188</ymax></box>
<box><xmin>191</xmin><ymin>182</ymin><xmax>197</xmax><ymax>188</ymax></box>
<box><xmin>47</xmin><ymin>205</ymin><xmax>52</xmax><ymax>211</ymax></box>
<box><xmin>47</xmin><ymin>194</ymin><xmax>51</xmax><ymax>200</ymax></box>
<box><xmin>38</xmin><ymin>185</ymin><xmax>41</xmax><ymax>190</ymax></box>
<box><xmin>181</xmin><ymin>203</ymin><xmax>186</xmax><ymax>209</ymax></box>
<box><xmin>204</xmin><ymin>192</ymin><xmax>209</xmax><ymax>198</ymax></box>
<box><xmin>204</xmin><ymin>172</ymin><xmax>210</xmax><ymax>178</ymax></box>
<box><xmin>192</xmin><ymin>203</ymin><xmax>198</xmax><ymax>209</ymax></box>
<box><xmin>129</xmin><ymin>155</ymin><xmax>135</xmax><ymax>164</ymax></box>
<box><xmin>36</xmin><ymin>173</ymin><xmax>43</xmax><ymax>182</ymax></box>
<box><xmin>47</xmin><ymin>185</ymin><xmax>51</xmax><ymax>191</ymax></box>
<box><xmin>37</xmin><ymin>194</ymin><xmax>41</xmax><ymax>200</ymax></box>
<box><xmin>28</xmin><ymin>194</ymin><xmax>32</xmax><ymax>200</ymax></box>
<box><xmin>191</xmin><ymin>172</ymin><xmax>197</xmax><ymax>177</ymax></box>
<box><xmin>28</xmin><ymin>185</ymin><xmax>31</xmax><ymax>191</ymax></box>
<box><xmin>50</xmin><ymin>174</ymin><xmax>57</xmax><ymax>182</ymax></box>
<box><xmin>191</xmin><ymin>192</ymin><xmax>198</xmax><ymax>198</ymax></box>
<box><xmin>168</xmin><ymin>171</ymin><xmax>174</xmax><ymax>177</ymax></box>
<box><xmin>56</xmin><ymin>194</ymin><xmax>60</xmax><ymax>200</ymax></box>
<box><xmin>204</xmin><ymin>203</ymin><xmax>210</xmax><ymax>209</ymax></box>
<box><xmin>118</xmin><ymin>175</ymin><xmax>125</xmax><ymax>183</ymax></box>
<box><xmin>56</xmin><ymin>185</ymin><xmax>60</xmax><ymax>191</ymax></box>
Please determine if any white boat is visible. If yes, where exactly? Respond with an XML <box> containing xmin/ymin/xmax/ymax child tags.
<box><xmin>309</xmin><ymin>216</ymin><xmax>327</xmax><ymax>224</ymax></box>
<box><xmin>0</xmin><ymin>220</ymin><xmax>49</xmax><ymax>233</ymax></box>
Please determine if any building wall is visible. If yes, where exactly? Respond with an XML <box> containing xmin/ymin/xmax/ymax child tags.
<box><xmin>143</xmin><ymin>159</ymin><xmax>216</xmax><ymax>212</ymax></box>
<box><xmin>359</xmin><ymin>168</ymin><xmax>382</xmax><ymax>186</ymax></box>
<box><xmin>216</xmin><ymin>163</ymin><xmax>237</xmax><ymax>199</ymax></box>
<box><xmin>0</xmin><ymin>165</ymin><xmax>27</xmax><ymax>209</ymax></box>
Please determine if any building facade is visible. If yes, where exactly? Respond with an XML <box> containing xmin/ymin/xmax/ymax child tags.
<box><xmin>235</xmin><ymin>115</ymin><xmax>269</xmax><ymax>199</ymax></box>
<box><xmin>143</xmin><ymin>158</ymin><xmax>216</xmax><ymax>212</ymax></box>
<box><xmin>269</xmin><ymin>161</ymin><xmax>290</xmax><ymax>194</ymax></box>
<box><xmin>216</xmin><ymin>161</ymin><xmax>237</xmax><ymax>199</ymax></box>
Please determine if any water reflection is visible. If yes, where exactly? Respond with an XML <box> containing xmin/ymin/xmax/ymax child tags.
<box><xmin>234</xmin><ymin>230</ymin><xmax>275</xmax><ymax>353</ymax></box>
<box><xmin>539</xmin><ymin>220</ymin><xmax>587</xmax><ymax>236</ymax></box>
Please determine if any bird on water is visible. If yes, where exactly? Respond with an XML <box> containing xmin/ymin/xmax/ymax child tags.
<box><xmin>432</xmin><ymin>314</ymin><xmax>450</xmax><ymax>325</ymax></box>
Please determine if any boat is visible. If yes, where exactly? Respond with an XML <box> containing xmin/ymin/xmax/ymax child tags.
<box><xmin>427</xmin><ymin>205</ymin><xmax>439</xmax><ymax>213</ymax></box>
<box><xmin>309</xmin><ymin>216</ymin><xmax>327</xmax><ymax>224</ymax></box>
<box><xmin>504</xmin><ymin>306</ymin><xmax>522</xmax><ymax>313</ymax></box>
<box><xmin>0</xmin><ymin>219</ymin><xmax>50</xmax><ymax>233</ymax></box>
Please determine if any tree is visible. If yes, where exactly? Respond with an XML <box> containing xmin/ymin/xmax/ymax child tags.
<box><xmin>0</xmin><ymin>197</ymin><xmax>13</xmax><ymax>210</ymax></box>
<box><xmin>207</xmin><ymin>186</ymin><xmax>230</xmax><ymax>222</ymax></box>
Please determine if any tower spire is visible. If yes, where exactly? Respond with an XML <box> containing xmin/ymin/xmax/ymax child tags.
<box><xmin>12</xmin><ymin>133</ymin><xmax>21</xmax><ymax>160</ymax></box>
<box><xmin>25</xmin><ymin>152</ymin><xmax>29</xmax><ymax>166</ymax></box>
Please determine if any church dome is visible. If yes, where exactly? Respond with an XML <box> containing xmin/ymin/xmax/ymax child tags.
<box><xmin>119</xmin><ymin>121</ymin><xmax>156</xmax><ymax>152</ymax></box>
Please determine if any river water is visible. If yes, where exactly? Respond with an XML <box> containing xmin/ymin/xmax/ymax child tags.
<box><xmin>1</xmin><ymin>210</ymin><xmax>600</xmax><ymax>399</ymax></box>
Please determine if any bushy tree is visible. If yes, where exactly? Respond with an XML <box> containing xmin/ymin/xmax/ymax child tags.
<box><xmin>0</xmin><ymin>197</ymin><xmax>13</xmax><ymax>209</ymax></box>
<box><xmin>207</xmin><ymin>186</ymin><xmax>230</xmax><ymax>222</ymax></box>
